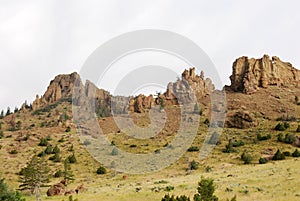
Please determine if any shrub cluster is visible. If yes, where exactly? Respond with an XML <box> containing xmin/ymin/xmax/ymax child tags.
<box><xmin>241</xmin><ymin>152</ymin><xmax>252</xmax><ymax>164</ymax></box>
<box><xmin>275</xmin><ymin>122</ymin><xmax>290</xmax><ymax>131</ymax></box>
<box><xmin>223</xmin><ymin>140</ymin><xmax>236</xmax><ymax>153</ymax></box>
<box><xmin>277</xmin><ymin>133</ymin><xmax>296</xmax><ymax>144</ymax></box>
<box><xmin>187</xmin><ymin>146</ymin><xmax>199</xmax><ymax>152</ymax></box>
<box><xmin>257</xmin><ymin>133</ymin><xmax>271</xmax><ymax>141</ymax></box>
<box><xmin>259</xmin><ymin>157</ymin><xmax>268</xmax><ymax>164</ymax></box>
<box><xmin>292</xmin><ymin>149</ymin><xmax>300</xmax><ymax>157</ymax></box>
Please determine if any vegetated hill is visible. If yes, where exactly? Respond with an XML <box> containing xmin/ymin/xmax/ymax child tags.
<box><xmin>0</xmin><ymin>55</ymin><xmax>299</xmax><ymax>201</ymax></box>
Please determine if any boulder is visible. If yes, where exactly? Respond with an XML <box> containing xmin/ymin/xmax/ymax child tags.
<box><xmin>47</xmin><ymin>181</ymin><xmax>66</xmax><ymax>196</ymax></box>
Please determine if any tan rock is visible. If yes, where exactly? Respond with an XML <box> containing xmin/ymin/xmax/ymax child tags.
<box><xmin>225</xmin><ymin>110</ymin><xmax>258</xmax><ymax>129</ymax></box>
<box><xmin>230</xmin><ymin>55</ymin><xmax>300</xmax><ymax>94</ymax></box>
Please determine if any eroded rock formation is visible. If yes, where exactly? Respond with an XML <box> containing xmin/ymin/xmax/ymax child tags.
<box><xmin>31</xmin><ymin>72</ymin><xmax>80</xmax><ymax>110</ymax></box>
<box><xmin>129</xmin><ymin>67</ymin><xmax>214</xmax><ymax>112</ymax></box>
<box><xmin>230</xmin><ymin>55</ymin><xmax>300</xmax><ymax>94</ymax></box>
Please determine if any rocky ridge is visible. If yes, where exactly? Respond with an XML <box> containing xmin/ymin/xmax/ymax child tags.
<box><xmin>230</xmin><ymin>55</ymin><xmax>300</xmax><ymax>94</ymax></box>
<box><xmin>19</xmin><ymin>55</ymin><xmax>300</xmax><ymax>129</ymax></box>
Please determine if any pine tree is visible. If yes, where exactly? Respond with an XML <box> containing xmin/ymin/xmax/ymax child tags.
<box><xmin>62</xmin><ymin>159</ymin><xmax>74</xmax><ymax>186</ymax></box>
<box><xmin>0</xmin><ymin>110</ymin><xmax>4</xmax><ymax>119</ymax></box>
<box><xmin>6</xmin><ymin>107</ymin><xmax>11</xmax><ymax>116</ymax></box>
<box><xmin>52</xmin><ymin>145</ymin><xmax>60</xmax><ymax>154</ymax></box>
<box><xmin>193</xmin><ymin>177</ymin><xmax>218</xmax><ymax>201</ymax></box>
<box><xmin>0</xmin><ymin>176</ymin><xmax>25</xmax><ymax>201</ymax></box>
<box><xmin>18</xmin><ymin>155</ymin><xmax>50</xmax><ymax>199</ymax></box>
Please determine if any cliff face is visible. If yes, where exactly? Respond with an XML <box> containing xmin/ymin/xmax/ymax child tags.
<box><xmin>230</xmin><ymin>55</ymin><xmax>300</xmax><ymax>94</ymax></box>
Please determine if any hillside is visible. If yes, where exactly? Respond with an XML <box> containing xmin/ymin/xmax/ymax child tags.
<box><xmin>0</xmin><ymin>55</ymin><xmax>300</xmax><ymax>201</ymax></box>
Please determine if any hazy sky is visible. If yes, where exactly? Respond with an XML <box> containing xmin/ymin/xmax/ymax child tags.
<box><xmin>0</xmin><ymin>0</ymin><xmax>300</xmax><ymax>112</ymax></box>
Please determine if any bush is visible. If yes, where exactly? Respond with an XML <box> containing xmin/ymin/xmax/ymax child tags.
<box><xmin>284</xmin><ymin>122</ymin><xmax>290</xmax><ymax>129</ymax></box>
<box><xmin>111</xmin><ymin>147</ymin><xmax>118</xmax><ymax>156</ymax></box>
<box><xmin>187</xmin><ymin>146</ymin><xmax>199</xmax><ymax>152</ymax></box>
<box><xmin>24</xmin><ymin>133</ymin><xmax>30</xmax><ymax>141</ymax></box>
<box><xmin>161</xmin><ymin>194</ymin><xmax>191</xmax><ymax>201</ymax></box>
<box><xmin>277</xmin><ymin>133</ymin><xmax>284</xmax><ymax>142</ymax></box>
<box><xmin>155</xmin><ymin>149</ymin><xmax>161</xmax><ymax>154</ymax></box>
<box><xmin>54</xmin><ymin>170</ymin><xmax>63</xmax><ymax>178</ymax></box>
<box><xmin>259</xmin><ymin>157</ymin><xmax>268</xmax><ymax>164</ymax></box>
<box><xmin>164</xmin><ymin>185</ymin><xmax>174</xmax><ymax>192</ymax></box>
<box><xmin>38</xmin><ymin>138</ymin><xmax>48</xmax><ymax>146</ymax></box>
<box><xmin>272</xmin><ymin>149</ymin><xmax>285</xmax><ymax>160</ymax></box>
<box><xmin>46</xmin><ymin>135</ymin><xmax>52</xmax><ymax>141</ymax></box>
<box><xmin>129</xmin><ymin>144</ymin><xmax>137</xmax><ymax>148</ymax></box>
<box><xmin>296</xmin><ymin>125</ymin><xmax>300</xmax><ymax>132</ymax></box>
<box><xmin>0</xmin><ymin>177</ymin><xmax>25</xmax><ymax>201</ymax></box>
<box><xmin>292</xmin><ymin>149</ymin><xmax>300</xmax><ymax>157</ymax></box>
<box><xmin>241</xmin><ymin>152</ymin><xmax>252</xmax><ymax>164</ymax></box>
<box><xmin>52</xmin><ymin>145</ymin><xmax>60</xmax><ymax>154</ymax></box>
<box><xmin>67</xmin><ymin>154</ymin><xmax>77</xmax><ymax>163</ymax></box>
<box><xmin>68</xmin><ymin>144</ymin><xmax>74</xmax><ymax>152</ymax></box>
<box><xmin>232</xmin><ymin>140</ymin><xmax>245</xmax><ymax>147</ymax></box>
<box><xmin>10</xmin><ymin>150</ymin><xmax>18</xmax><ymax>154</ymax></box>
<box><xmin>44</xmin><ymin>145</ymin><xmax>53</xmax><ymax>155</ymax></box>
<box><xmin>96</xmin><ymin>166</ymin><xmax>107</xmax><ymax>175</ymax></box>
<box><xmin>278</xmin><ymin>133</ymin><xmax>296</xmax><ymax>144</ymax></box>
<box><xmin>257</xmin><ymin>133</ymin><xmax>271</xmax><ymax>141</ymax></box>
<box><xmin>194</xmin><ymin>177</ymin><xmax>218</xmax><ymax>201</ymax></box>
<box><xmin>37</xmin><ymin>151</ymin><xmax>46</xmax><ymax>157</ymax></box>
<box><xmin>49</xmin><ymin>153</ymin><xmax>61</xmax><ymax>162</ymax></box>
<box><xmin>65</xmin><ymin>127</ymin><xmax>71</xmax><ymax>132</ymax></box>
<box><xmin>283</xmin><ymin>151</ymin><xmax>291</xmax><ymax>156</ymax></box>
<box><xmin>58</xmin><ymin>137</ymin><xmax>65</xmax><ymax>143</ymax></box>
<box><xmin>276</xmin><ymin>115</ymin><xmax>296</xmax><ymax>122</ymax></box>
<box><xmin>204</xmin><ymin>118</ymin><xmax>210</xmax><ymax>126</ymax></box>
<box><xmin>275</xmin><ymin>123</ymin><xmax>287</xmax><ymax>131</ymax></box>
<box><xmin>223</xmin><ymin>140</ymin><xmax>236</xmax><ymax>153</ymax></box>
<box><xmin>284</xmin><ymin>133</ymin><xmax>296</xmax><ymax>144</ymax></box>
<box><xmin>190</xmin><ymin>160</ymin><xmax>198</xmax><ymax>170</ymax></box>
<box><xmin>0</xmin><ymin>131</ymin><xmax>3</xmax><ymax>139</ymax></box>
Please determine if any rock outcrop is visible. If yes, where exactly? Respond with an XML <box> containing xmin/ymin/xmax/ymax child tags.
<box><xmin>128</xmin><ymin>68</ymin><xmax>214</xmax><ymax>112</ymax></box>
<box><xmin>29</xmin><ymin>72</ymin><xmax>112</xmax><ymax>116</ymax></box>
<box><xmin>47</xmin><ymin>181</ymin><xmax>67</xmax><ymax>196</ymax></box>
<box><xmin>31</xmin><ymin>72</ymin><xmax>80</xmax><ymax>110</ymax></box>
<box><xmin>230</xmin><ymin>55</ymin><xmax>300</xmax><ymax>94</ymax></box>
<box><xmin>129</xmin><ymin>95</ymin><xmax>155</xmax><ymax>113</ymax></box>
<box><xmin>225</xmin><ymin>110</ymin><xmax>258</xmax><ymax>129</ymax></box>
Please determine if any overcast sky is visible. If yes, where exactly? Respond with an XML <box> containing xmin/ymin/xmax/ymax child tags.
<box><xmin>0</xmin><ymin>0</ymin><xmax>300</xmax><ymax>112</ymax></box>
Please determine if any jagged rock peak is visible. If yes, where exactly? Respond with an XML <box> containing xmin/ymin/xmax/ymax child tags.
<box><xmin>129</xmin><ymin>67</ymin><xmax>215</xmax><ymax>113</ymax></box>
<box><xmin>31</xmin><ymin>72</ymin><xmax>81</xmax><ymax>110</ymax></box>
<box><xmin>230</xmin><ymin>55</ymin><xmax>300</xmax><ymax>94</ymax></box>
